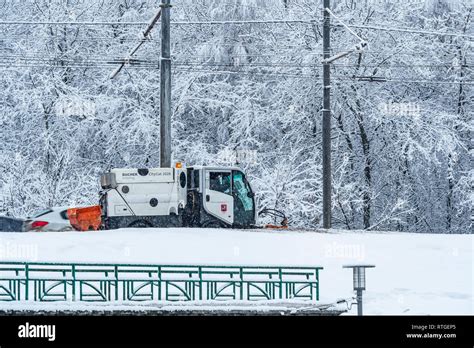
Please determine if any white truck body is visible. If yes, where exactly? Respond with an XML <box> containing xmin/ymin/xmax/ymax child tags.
<box><xmin>104</xmin><ymin>167</ymin><xmax>187</xmax><ymax>217</ymax></box>
<box><xmin>100</xmin><ymin>165</ymin><xmax>256</xmax><ymax>229</ymax></box>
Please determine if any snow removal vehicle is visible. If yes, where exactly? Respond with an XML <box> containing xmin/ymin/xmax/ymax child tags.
<box><xmin>98</xmin><ymin>163</ymin><xmax>282</xmax><ymax>230</ymax></box>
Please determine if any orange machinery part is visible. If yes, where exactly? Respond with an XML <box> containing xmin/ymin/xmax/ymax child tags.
<box><xmin>263</xmin><ymin>224</ymin><xmax>289</xmax><ymax>230</ymax></box>
<box><xmin>263</xmin><ymin>217</ymin><xmax>289</xmax><ymax>230</ymax></box>
<box><xmin>67</xmin><ymin>205</ymin><xmax>102</xmax><ymax>231</ymax></box>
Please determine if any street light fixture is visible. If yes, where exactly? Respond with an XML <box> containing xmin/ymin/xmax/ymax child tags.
<box><xmin>343</xmin><ymin>264</ymin><xmax>375</xmax><ymax>316</ymax></box>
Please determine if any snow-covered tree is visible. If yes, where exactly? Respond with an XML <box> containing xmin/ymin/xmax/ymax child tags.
<box><xmin>0</xmin><ymin>0</ymin><xmax>471</xmax><ymax>233</ymax></box>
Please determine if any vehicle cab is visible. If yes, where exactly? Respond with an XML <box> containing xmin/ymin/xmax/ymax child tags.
<box><xmin>186</xmin><ymin>166</ymin><xmax>257</xmax><ymax>228</ymax></box>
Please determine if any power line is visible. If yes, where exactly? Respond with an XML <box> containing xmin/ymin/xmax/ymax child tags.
<box><xmin>1</xmin><ymin>19</ymin><xmax>473</xmax><ymax>39</ymax></box>
<box><xmin>0</xmin><ymin>21</ymin><xmax>149</xmax><ymax>26</ymax></box>
<box><xmin>2</xmin><ymin>62</ymin><xmax>472</xmax><ymax>85</ymax></box>
<box><xmin>3</xmin><ymin>49</ymin><xmax>471</xmax><ymax>63</ymax></box>
<box><xmin>333</xmin><ymin>23</ymin><xmax>474</xmax><ymax>39</ymax></box>
<box><xmin>333</xmin><ymin>77</ymin><xmax>474</xmax><ymax>85</ymax></box>
<box><xmin>0</xmin><ymin>57</ymin><xmax>471</xmax><ymax>72</ymax></box>
<box><xmin>1</xmin><ymin>50</ymin><xmax>470</xmax><ymax>63</ymax></box>
<box><xmin>2</xmin><ymin>33</ymin><xmax>471</xmax><ymax>51</ymax></box>
<box><xmin>1</xmin><ymin>56</ymin><xmax>470</xmax><ymax>70</ymax></box>
<box><xmin>176</xmin><ymin>19</ymin><xmax>317</xmax><ymax>25</ymax></box>
<box><xmin>0</xmin><ymin>19</ymin><xmax>317</xmax><ymax>26</ymax></box>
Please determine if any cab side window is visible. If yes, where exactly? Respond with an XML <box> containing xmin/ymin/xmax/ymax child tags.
<box><xmin>209</xmin><ymin>172</ymin><xmax>231</xmax><ymax>195</ymax></box>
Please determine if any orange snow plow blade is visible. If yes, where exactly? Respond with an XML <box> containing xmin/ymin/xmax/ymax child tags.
<box><xmin>263</xmin><ymin>224</ymin><xmax>289</xmax><ymax>229</ymax></box>
<box><xmin>258</xmin><ymin>209</ymin><xmax>288</xmax><ymax>230</ymax></box>
<box><xmin>263</xmin><ymin>217</ymin><xmax>288</xmax><ymax>229</ymax></box>
<box><xmin>67</xmin><ymin>205</ymin><xmax>102</xmax><ymax>231</ymax></box>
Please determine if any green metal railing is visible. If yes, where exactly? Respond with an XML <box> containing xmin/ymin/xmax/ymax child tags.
<box><xmin>0</xmin><ymin>262</ymin><xmax>322</xmax><ymax>302</ymax></box>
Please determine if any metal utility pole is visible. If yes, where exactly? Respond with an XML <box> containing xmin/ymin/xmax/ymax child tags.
<box><xmin>322</xmin><ymin>0</ymin><xmax>331</xmax><ymax>229</ymax></box>
<box><xmin>160</xmin><ymin>0</ymin><xmax>172</xmax><ymax>168</ymax></box>
<box><xmin>320</xmin><ymin>6</ymin><xmax>367</xmax><ymax>229</ymax></box>
<box><xmin>109</xmin><ymin>3</ymin><xmax>178</xmax><ymax>169</ymax></box>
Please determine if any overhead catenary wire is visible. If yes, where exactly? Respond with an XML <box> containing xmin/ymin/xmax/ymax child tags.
<box><xmin>1</xmin><ymin>62</ymin><xmax>472</xmax><ymax>85</ymax></box>
<box><xmin>0</xmin><ymin>54</ymin><xmax>471</xmax><ymax>71</ymax></box>
<box><xmin>2</xmin><ymin>34</ymin><xmax>471</xmax><ymax>50</ymax></box>
<box><xmin>110</xmin><ymin>7</ymin><xmax>162</xmax><ymax>79</ymax></box>
<box><xmin>0</xmin><ymin>19</ymin><xmax>317</xmax><ymax>26</ymax></box>
<box><xmin>0</xmin><ymin>19</ymin><xmax>473</xmax><ymax>39</ymax></box>
<box><xmin>1</xmin><ymin>13</ymin><xmax>472</xmax><ymax>86</ymax></box>
<box><xmin>333</xmin><ymin>23</ymin><xmax>474</xmax><ymax>39</ymax></box>
<box><xmin>1</xmin><ymin>50</ymin><xmax>471</xmax><ymax>63</ymax></box>
<box><xmin>1</xmin><ymin>56</ymin><xmax>470</xmax><ymax>70</ymax></box>
<box><xmin>1</xmin><ymin>51</ymin><xmax>471</xmax><ymax>64</ymax></box>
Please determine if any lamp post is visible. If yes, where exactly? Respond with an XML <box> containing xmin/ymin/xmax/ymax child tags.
<box><xmin>343</xmin><ymin>264</ymin><xmax>375</xmax><ymax>316</ymax></box>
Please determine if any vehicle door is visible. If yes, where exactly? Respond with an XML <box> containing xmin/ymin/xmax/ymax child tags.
<box><xmin>203</xmin><ymin>170</ymin><xmax>234</xmax><ymax>225</ymax></box>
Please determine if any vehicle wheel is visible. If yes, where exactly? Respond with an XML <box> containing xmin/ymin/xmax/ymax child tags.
<box><xmin>128</xmin><ymin>220</ymin><xmax>153</xmax><ymax>228</ymax></box>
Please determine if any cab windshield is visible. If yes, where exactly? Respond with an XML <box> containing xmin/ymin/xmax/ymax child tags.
<box><xmin>232</xmin><ymin>170</ymin><xmax>255</xmax><ymax>226</ymax></box>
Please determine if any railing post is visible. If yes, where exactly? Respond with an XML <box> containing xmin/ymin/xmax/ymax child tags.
<box><xmin>114</xmin><ymin>265</ymin><xmax>119</xmax><ymax>301</ymax></box>
<box><xmin>15</xmin><ymin>268</ymin><xmax>20</xmax><ymax>301</ymax></box>
<box><xmin>278</xmin><ymin>268</ymin><xmax>283</xmax><ymax>300</ymax></box>
<box><xmin>239</xmin><ymin>267</ymin><xmax>244</xmax><ymax>300</ymax></box>
<box><xmin>24</xmin><ymin>263</ymin><xmax>29</xmax><ymax>301</ymax></box>
<box><xmin>157</xmin><ymin>266</ymin><xmax>162</xmax><ymax>301</ymax></box>
<box><xmin>316</xmin><ymin>268</ymin><xmax>320</xmax><ymax>301</ymax></box>
<box><xmin>72</xmin><ymin>264</ymin><xmax>76</xmax><ymax>301</ymax></box>
<box><xmin>198</xmin><ymin>266</ymin><xmax>202</xmax><ymax>301</ymax></box>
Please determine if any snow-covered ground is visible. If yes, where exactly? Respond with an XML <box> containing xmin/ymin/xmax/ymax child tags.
<box><xmin>0</xmin><ymin>228</ymin><xmax>471</xmax><ymax>315</ymax></box>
